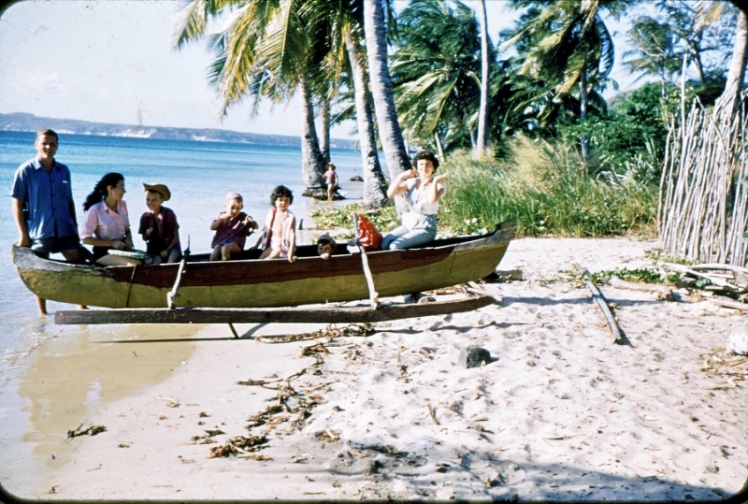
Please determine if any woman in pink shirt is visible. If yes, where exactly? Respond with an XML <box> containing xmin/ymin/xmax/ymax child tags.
<box><xmin>81</xmin><ymin>172</ymin><xmax>140</xmax><ymax>266</ymax></box>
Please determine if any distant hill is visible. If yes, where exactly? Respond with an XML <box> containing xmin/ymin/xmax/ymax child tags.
<box><xmin>0</xmin><ymin>112</ymin><xmax>358</xmax><ymax>149</ymax></box>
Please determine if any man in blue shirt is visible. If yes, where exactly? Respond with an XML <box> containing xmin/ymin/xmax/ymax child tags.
<box><xmin>11</xmin><ymin>129</ymin><xmax>84</xmax><ymax>315</ymax></box>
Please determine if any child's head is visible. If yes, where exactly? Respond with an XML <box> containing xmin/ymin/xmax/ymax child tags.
<box><xmin>225</xmin><ymin>192</ymin><xmax>244</xmax><ymax>217</ymax></box>
<box><xmin>270</xmin><ymin>185</ymin><xmax>293</xmax><ymax>207</ymax></box>
<box><xmin>326</xmin><ymin>163</ymin><xmax>336</xmax><ymax>171</ymax></box>
<box><xmin>143</xmin><ymin>183</ymin><xmax>171</xmax><ymax>212</ymax></box>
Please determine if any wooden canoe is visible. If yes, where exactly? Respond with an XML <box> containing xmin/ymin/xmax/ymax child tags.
<box><xmin>12</xmin><ymin>220</ymin><xmax>515</xmax><ymax>310</ymax></box>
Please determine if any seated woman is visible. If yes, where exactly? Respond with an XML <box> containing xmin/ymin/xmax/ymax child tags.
<box><xmin>81</xmin><ymin>172</ymin><xmax>140</xmax><ymax>266</ymax></box>
<box><xmin>381</xmin><ymin>150</ymin><xmax>447</xmax><ymax>250</ymax></box>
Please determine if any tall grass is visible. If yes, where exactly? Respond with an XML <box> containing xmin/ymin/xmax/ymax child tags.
<box><xmin>440</xmin><ymin>137</ymin><xmax>658</xmax><ymax>237</ymax></box>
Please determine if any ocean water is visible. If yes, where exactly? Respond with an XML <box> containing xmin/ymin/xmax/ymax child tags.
<box><xmin>0</xmin><ymin>130</ymin><xmax>365</xmax><ymax>494</ymax></box>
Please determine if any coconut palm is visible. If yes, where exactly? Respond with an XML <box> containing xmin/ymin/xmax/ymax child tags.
<box><xmin>174</xmin><ymin>0</ymin><xmax>329</xmax><ymax>189</ymax></box>
<box><xmin>344</xmin><ymin>29</ymin><xmax>389</xmax><ymax>209</ymax></box>
<box><xmin>175</xmin><ymin>0</ymin><xmax>390</xmax><ymax>206</ymax></box>
<box><xmin>503</xmin><ymin>0</ymin><xmax>623</xmax><ymax>162</ymax></box>
<box><xmin>475</xmin><ymin>0</ymin><xmax>491</xmax><ymax>158</ymax></box>
<box><xmin>714</xmin><ymin>1</ymin><xmax>747</xmax><ymax>119</ymax></box>
<box><xmin>302</xmin><ymin>0</ymin><xmax>389</xmax><ymax>207</ymax></box>
<box><xmin>390</xmin><ymin>0</ymin><xmax>485</xmax><ymax>155</ymax></box>
<box><xmin>363</xmin><ymin>0</ymin><xmax>412</xmax><ymax>184</ymax></box>
<box><xmin>623</xmin><ymin>15</ymin><xmax>681</xmax><ymax>87</ymax></box>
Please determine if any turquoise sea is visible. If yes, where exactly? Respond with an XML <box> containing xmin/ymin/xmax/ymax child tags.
<box><xmin>0</xmin><ymin>129</ymin><xmax>365</xmax><ymax>495</ymax></box>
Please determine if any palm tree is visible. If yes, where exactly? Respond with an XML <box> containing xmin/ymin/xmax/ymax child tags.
<box><xmin>174</xmin><ymin>0</ymin><xmax>328</xmax><ymax>190</ymax></box>
<box><xmin>623</xmin><ymin>16</ymin><xmax>681</xmax><ymax>87</ymax></box>
<box><xmin>503</xmin><ymin>0</ymin><xmax>622</xmax><ymax>162</ymax></box>
<box><xmin>306</xmin><ymin>0</ymin><xmax>389</xmax><ymax>208</ymax></box>
<box><xmin>363</xmin><ymin>0</ymin><xmax>412</xmax><ymax>184</ymax></box>
<box><xmin>390</xmin><ymin>0</ymin><xmax>484</xmax><ymax>155</ymax></box>
<box><xmin>475</xmin><ymin>0</ymin><xmax>491</xmax><ymax>158</ymax></box>
<box><xmin>344</xmin><ymin>29</ymin><xmax>389</xmax><ymax>209</ymax></box>
<box><xmin>715</xmin><ymin>1</ymin><xmax>747</xmax><ymax>119</ymax></box>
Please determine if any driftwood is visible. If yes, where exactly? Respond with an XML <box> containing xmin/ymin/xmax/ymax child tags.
<box><xmin>576</xmin><ymin>265</ymin><xmax>623</xmax><ymax>344</ymax></box>
<box><xmin>466</xmin><ymin>281</ymin><xmax>503</xmax><ymax>303</ymax></box>
<box><xmin>660</xmin><ymin>262</ymin><xmax>748</xmax><ymax>305</ymax></box>
<box><xmin>710</xmin><ymin>296</ymin><xmax>748</xmax><ymax>312</ymax></box>
<box><xmin>54</xmin><ymin>295</ymin><xmax>495</xmax><ymax>326</ymax></box>
<box><xmin>608</xmin><ymin>277</ymin><xmax>702</xmax><ymax>304</ymax></box>
<box><xmin>608</xmin><ymin>277</ymin><xmax>673</xmax><ymax>295</ymax></box>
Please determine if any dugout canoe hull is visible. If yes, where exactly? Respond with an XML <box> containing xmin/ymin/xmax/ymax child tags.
<box><xmin>12</xmin><ymin>220</ymin><xmax>514</xmax><ymax>309</ymax></box>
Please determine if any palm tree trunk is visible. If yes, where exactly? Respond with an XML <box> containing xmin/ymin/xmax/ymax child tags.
<box><xmin>579</xmin><ymin>66</ymin><xmax>590</xmax><ymax>164</ymax></box>
<box><xmin>715</xmin><ymin>8</ymin><xmax>748</xmax><ymax>121</ymax></box>
<box><xmin>345</xmin><ymin>31</ymin><xmax>388</xmax><ymax>209</ymax></box>
<box><xmin>363</xmin><ymin>0</ymin><xmax>412</xmax><ymax>185</ymax></box>
<box><xmin>319</xmin><ymin>97</ymin><xmax>331</xmax><ymax>163</ymax></box>
<box><xmin>300</xmin><ymin>77</ymin><xmax>327</xmax><ymax>190</ymax></box>
<box><xmin>434</xmin><ymin>132</ymin><xmax>445</xmax><ymax>160</ymax></box>
<box><xmin>474</xmin><ymin>0</ymin><xmax>490</xmax><ymax>159</ymax></box>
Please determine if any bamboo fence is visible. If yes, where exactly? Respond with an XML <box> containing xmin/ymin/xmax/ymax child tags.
<box><xmin>659</xmin><ymin>95</ymin><xmax>748</xmax><ymax>266</ymax></box>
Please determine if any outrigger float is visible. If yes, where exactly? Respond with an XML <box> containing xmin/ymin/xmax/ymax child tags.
<box><xmin>12</xmin><ymin>220</ymin><xmax>515</xmax><ymax>333</ymax></box>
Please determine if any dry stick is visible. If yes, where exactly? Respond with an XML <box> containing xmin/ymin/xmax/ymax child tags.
<box><xmin>575</xmin><ymin>265</ymin><xmax>623</xmax><ymax>345</ymax></box>
<box><xmin>427</xmin><ymin>404</ymin><xmax>440</xmax><ymax>426</ymax></box>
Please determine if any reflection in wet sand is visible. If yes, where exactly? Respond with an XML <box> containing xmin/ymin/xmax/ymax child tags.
<box><xmin>7</xmin><ymin>322</ymin><xmax>200</xmax><ymax>496</ymax></box>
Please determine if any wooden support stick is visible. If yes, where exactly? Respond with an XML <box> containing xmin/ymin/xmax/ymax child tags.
<box><xmin>167</xmin><ymin>257</ymin><xmax>187</xmax><ymax>309</ymax></box>
<box><xmin>359</xmin><ymin>246</ymin><xmax>379</xmax><ymax>308</ymax></box>
<box><xmin>353</xmin><ymin>213</ymin><xmax>378</xmax><ymax>308</ymax></box>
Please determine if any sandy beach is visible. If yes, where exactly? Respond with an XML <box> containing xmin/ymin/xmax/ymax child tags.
<box><xmin>4</xmin><ymin>235</ymin><xmax>748</xmax><ymax>501</ymax></box>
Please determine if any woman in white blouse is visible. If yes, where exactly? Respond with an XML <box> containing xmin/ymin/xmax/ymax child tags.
<box><xmin>81</xmin><ymin>172</ymin><xmax>139</xmax><ymax>266</ymax></box>
<box><xmin>381</xmin><ymin>151</ymin><xmax>448</xmax><ymax>250</ymax></box>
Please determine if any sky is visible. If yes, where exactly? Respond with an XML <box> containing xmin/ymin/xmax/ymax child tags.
<box><xmin>0</xmin><ymin>0</ymin><xmax>635</xmax><ymax>141</ymax></box>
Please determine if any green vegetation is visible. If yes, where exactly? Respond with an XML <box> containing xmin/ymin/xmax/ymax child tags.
<box><xmin>574</xmin><ymin>267</ymin><xmax>678</xmax><ymax>286</ymax></box>
<box><xmin>315</xmin><ymin>135</ymin><xmax>658</xmax><ymax>240</ymax></box>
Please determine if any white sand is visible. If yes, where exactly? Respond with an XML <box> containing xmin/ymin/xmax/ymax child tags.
<box><xmin>11</xmin><ymin>236</ymin><xmax>748</xmax><ymax>501</ymax></box>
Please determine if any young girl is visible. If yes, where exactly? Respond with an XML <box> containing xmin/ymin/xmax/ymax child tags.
<box><xmin>324</xmin><ymin>163</ymin><xmax>339</xmax><ymax>202</ymax></box>
<box><xmin>139</xmin><ymin>183</ymin><xmax>181</xmax><ymax>264</ymax></box>
<box><xmin>209</xmin><ymin>192</ymin><xmax>258</xmax><ymax>261</ymax></box>
<box><xmin>81</xmin><ymin>172</ymin><xmax>139</xmax><ymax>266</ymax></box>
<box><xmin>260</xmin><ymin>185</ymin><xmax>296</xmax><ymax>263</ymax></box>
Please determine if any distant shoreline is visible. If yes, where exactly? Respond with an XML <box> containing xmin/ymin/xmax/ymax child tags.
<box><xmin>0</xmin><ymin>112</ymin><xmax>359</xmax><ymax>149</ymax></box>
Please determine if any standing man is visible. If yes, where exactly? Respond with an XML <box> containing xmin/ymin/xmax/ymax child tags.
<box><xmin>11</xmin><ymin>129</ymin><xmax>84</xmax><ymax>315</ymax></box>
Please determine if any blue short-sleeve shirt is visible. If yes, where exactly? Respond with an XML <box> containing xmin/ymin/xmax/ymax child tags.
<box><xmin>10</xmin><ymin>158</ymin><xmax>79</xmax><ymax>240</ymax></box>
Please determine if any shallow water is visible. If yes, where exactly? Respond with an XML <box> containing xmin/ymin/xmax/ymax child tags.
<box><xmin>0</xmin><ymin>129</ymin><xmax>366</xmax><ymax>495</ymax></box>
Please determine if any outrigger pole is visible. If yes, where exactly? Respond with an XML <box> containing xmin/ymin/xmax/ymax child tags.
<box><xmin>54</xmin><ymin>295</ymin><xmax>496</xmax><ymax>329</ymax></box>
